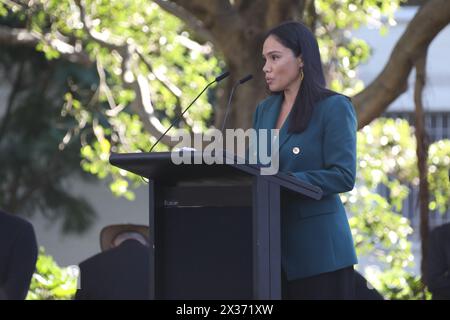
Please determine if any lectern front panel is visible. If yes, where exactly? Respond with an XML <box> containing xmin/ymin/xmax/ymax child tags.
<box><xmin>155</xmin><ymin>206</ymin><xmax>252</xmax><ymax>299</ymax></box>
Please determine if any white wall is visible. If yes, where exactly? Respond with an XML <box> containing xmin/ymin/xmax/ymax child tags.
<box><xmin>29</xmin><ymin>179</ymin><xmax>149</xmax><ymax>266</ymax></box>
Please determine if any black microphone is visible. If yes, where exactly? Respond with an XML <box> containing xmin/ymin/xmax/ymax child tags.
<box><xmin>220</xmin><ymin>74</ymin><xmax>253</xmax><ymax>133</ymax></box>
<box><xmin>148</xmin><ymin>71</ymin><xmax>230</xmax><ymax>152</ymax></box>
<box><xmin>215</xmin><ymin>71</ymin><xmax>230</xmax><ymax>82</ymax></box>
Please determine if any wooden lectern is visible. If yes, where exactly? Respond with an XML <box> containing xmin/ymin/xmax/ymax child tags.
<box><xmin>110</xmin><ymin>151</ymin><xmax>322</xmax><ymax>300</ymax></box>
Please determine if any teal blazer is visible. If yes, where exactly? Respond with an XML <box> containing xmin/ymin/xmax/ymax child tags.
<box><xmin>252</xmin><ymin>94</ymin><xmax>358</xmax><ymax>280</ymax></box>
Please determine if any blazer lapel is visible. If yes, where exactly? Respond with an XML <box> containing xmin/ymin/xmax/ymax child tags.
<box><xmin>261</xmin><ymin>94</ymin><xmax>293</xmax><ymax>156</ymax></box>
<box><xmin>260</xmin><ymin>95</ymin><xmax>281</xmax><ymax>157</ymax></box>
<box><xmin>278</xmin><ymin>116</ymin><xmax>293</xmax><ymax>151</ymax></box>
<box><xmin>263</xmin><ymin>95</ymin><xmax>282</xmax><ymax>130</ymax></box>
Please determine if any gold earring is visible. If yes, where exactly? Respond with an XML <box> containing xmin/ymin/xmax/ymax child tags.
<box><xmin>300</xmin><ymin>68</ymin><xmax>304</xmax><ymax>82</ymax></box>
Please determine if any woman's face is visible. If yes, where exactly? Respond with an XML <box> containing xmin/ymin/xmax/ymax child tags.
<box><xmin>262</xmin><ymin>35</ymin><xmax>303</xmax><ymax>92</ymax></box>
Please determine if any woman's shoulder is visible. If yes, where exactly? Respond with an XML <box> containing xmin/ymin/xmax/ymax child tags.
<box><xmin>315</xmin><ymin>94</ymin><xmax>354</xmax><ymax>114</ymax></box>
<box><xmin>257</xmin><ymin>94</ymin><xmax>282</xmax><ymax>112</ymax></box>
<box><xmin>317</xmin><ymin>93</ymin><xmax>352</xmax><ymax>107</ymax></box>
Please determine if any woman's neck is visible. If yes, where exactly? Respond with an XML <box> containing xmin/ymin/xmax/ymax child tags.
<box><xmin>283</xmin><ymin>78</ymin><xmax>302</xmax><ymax>108</ymax></box>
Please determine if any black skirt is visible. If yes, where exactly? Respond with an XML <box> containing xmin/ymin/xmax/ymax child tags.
<box><xmin>282</xmin><ymin>266</ymin><xmax>356</xmax><ymax>300</ymax></box>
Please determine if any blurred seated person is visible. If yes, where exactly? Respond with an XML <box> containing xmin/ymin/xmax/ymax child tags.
<box><xmin>426</xmin><ymin>223</ymin><xmax>450</xmax><ymax>300</ymax></box>
<box><xmin>75</xmin><ymin>224</ymin><xmax>150</xmax><ymax>300</ymax></box>
<box><xmin>0</xmin><ymin>209</ymin><xmax>38</xmax><ymax>300</ymax></box>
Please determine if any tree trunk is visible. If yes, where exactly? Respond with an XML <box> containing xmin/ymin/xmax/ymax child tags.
<box><xmin>2</xmin><ymin>1</ymin><xmax>449</xmax><ymax>131</ymax></box>
<box><xmin>164</xmin><ymin>0</ymin><xmax>305</xmax><ymax>130</ymax></box>
<box><xmin>414</xmin><ymin>53</ymin><xmax>430</xmax><ymax>297</ymax></box>
<box><xmin>159</xmin><ymin>0</ymin><xmax>450</xmax><ymax>131</ymax></box>
<box><xmin>214</xmin><ymin>39</ymin><xmax>267</xmax><ymax>130</ymax></box>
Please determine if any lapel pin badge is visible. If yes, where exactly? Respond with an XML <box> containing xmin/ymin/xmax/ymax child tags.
<box><xmin>293</xmin><ymin>147</ymin><xmax>300</xmax><ymax>155</ymax></box>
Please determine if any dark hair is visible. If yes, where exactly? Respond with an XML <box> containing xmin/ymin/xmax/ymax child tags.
<box><xmin>264</xmin><ymin>21</ymin><xmax>337</xmax><ymax>133</ymax></box>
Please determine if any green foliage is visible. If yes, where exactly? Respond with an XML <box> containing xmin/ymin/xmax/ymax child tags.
<box><xmin>365</xmin><ymin>267</ymin><xmax>431</xmax><ymax>300</ymax></box>
<box><xmin>2</xmin><ymin>0</ymin><xmax>221</xmax><ymax>199</ymax></box>
<box><xmin>315</xmin><ymin>0</ymin><xmax>404</xmax><ymax>95</ymax></box>
<box><xmin>1</xmin><ymin>0</ymin><xmax>409</xmax><ymax>201</ymax></box>
<box><xmin>428</xmin><ymin>140</ymin><xmax>450</xmax><ymax>214</ymax></box>
<box><xmin>0</xmin><ymin>43</ymin><xmax>97</xmax><ymax>233</ymax></box>
<box><xmin>27</xmin><ymin>248</ymin><xmax>78</xmax><ymax>300</ymax></box>
<box><xmin>348</xmin><ymin>118</ymin><xmax>449</xmax><ymax>299</ymax></box>
<box><xmin>2</xmin><ymin>1</ymin><xmax>447</xmax><ymax>300</ymax></box>
<box><xmin>357</xmin><ymin>118</ymin><xmax>417</xmax><ymax>196</ymax></box>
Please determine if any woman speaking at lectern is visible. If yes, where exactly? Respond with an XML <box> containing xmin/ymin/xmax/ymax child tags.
<box><xmin>253</xmin><ymin>21</ymin><xmax>358</xmax><ymax>299</ymax></box>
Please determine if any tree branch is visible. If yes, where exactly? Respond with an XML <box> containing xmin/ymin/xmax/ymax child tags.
<box><xmin>135</xmin><ymin>49</ymin><xmax>191</xmax><ymax>127</ymax></box>
<box><xmin>0</xmin><ymin>62</ymin><xmax>24</xmax><ymax>142</ymax></box>
<box><xmin>304</xmin><ymin>0</ymin><xmax>318</xmax><ymax>32</ymax></box>
<box><xmin>126</xmin><ymin>74</ymin><xmax>178</xmax><ymax>148</ymax></box>
<box><xmin>136</xmin><ymin>49</ymin><xmax>182</xmax><ymax>103</ymax></box>
<box><xmin>96</xmin><ymin>59</ymin><xmax>119</xmax><ymax>110</ymax></box>
<box><xmin>0</xmin><ymin>25</ymin><xmax>36</xmax><ymax>45</ymax></box>
<box><xmin>354</xmin><ymin>0</ymin><xmax>450</xmax><ymax>129</ymax></box>
<box><xmin>164</xmin><ymin>0</ymin><xmax>241</xmax><ymax>46</ymax></box>
<box><xmin>152</xmin><ymin>0</ymin><xmax>215</xmax><ymax>43</ymax></box>
<box><xmin>1</xmin><ymin>0</ymin><xmax>27</xmax><ymax>10</ymax></box>
<box><xmin>413</xmin><ymin>52</ymin><xmax>430</xmax><ymax>295</ymax></box>
<box><xmin>73</xmin><ymin>0</ymin><xmax>125</xmax><ymax>51</ymax></box>
<box><xmin>70</xmin><ymin>0</ymin><xmax>179</xmax><ymax>146</ymax></box>
<box><xmin>0</xmin><ymin>26</ymin><xmax>92</xmax><ymax>66</ymax></box>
